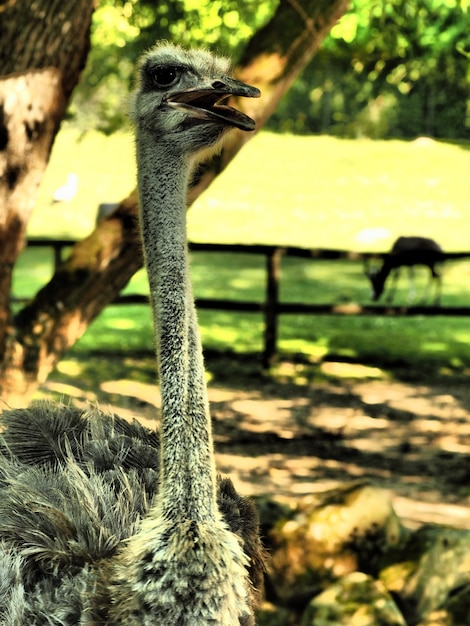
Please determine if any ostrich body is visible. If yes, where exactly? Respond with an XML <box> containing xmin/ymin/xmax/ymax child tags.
<box><xmin>0</xmin><ymin>43</ymin><xmax>263</xmax><ymax>625</ymax></box>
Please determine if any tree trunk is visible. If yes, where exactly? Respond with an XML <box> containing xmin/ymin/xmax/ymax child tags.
<box><xmin>0</xmin><ymin>0</ymin><xmax>94</xmax><ymax>406</ymax></box>
<box><xmin>0</xmin><ymin>0</ymin><xmax>349</xmax><ymax>407</ymax></box>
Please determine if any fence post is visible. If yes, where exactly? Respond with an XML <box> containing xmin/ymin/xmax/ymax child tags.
<box><xmin>52</xmin><ymin>243</ymin><xmax>63</xmax><ymax>271</ymax></box>
<box><xmin>263</xmin><ymin>247</ymin><xmax>283</xmax><ymax>369</ymax></box>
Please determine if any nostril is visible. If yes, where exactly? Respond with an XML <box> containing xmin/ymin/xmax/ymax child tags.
<box><xmin>212</xmin><ymin>80</ymin><xmax>227</xmax><ymax>90</ymax></box>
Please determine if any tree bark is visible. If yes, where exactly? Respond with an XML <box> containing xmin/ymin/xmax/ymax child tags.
<box><xmin>0</xmin><ymin>0</ymin><xmax>349</xmax><ymax>407</ymax></box>
<box><xmin>0</xmin><ymin>0</ymin><xmax>94</xmax><ymax>406</ymax></box>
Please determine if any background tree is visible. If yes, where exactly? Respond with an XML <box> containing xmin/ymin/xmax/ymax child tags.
<box><xmin>0</xmin><ymin>0</ymin><xmax>94</xmax><ymax>405</ymax></box>
<box><xmin>267</xmin><ymin>0</ymin><xmax>470</xmax><ymax>138</ymax></box>
<box><xmin>0</xmin><ymin>0</ymin><xmax>350</xmax><ymax>407</ymax></box>
<box><xmin>69</xmin><ymin>0</ymin><xmax>278</xmax><ymax>134</ymax></box>
<box><xmin>69</xmin><ymin>0</ymin><xmax>470</xmax><ymax>139</ymax></box>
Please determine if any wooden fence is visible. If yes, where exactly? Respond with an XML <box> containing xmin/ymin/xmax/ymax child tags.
<box><xmin>18</xmin><ymin>238</ymin><xmax>470</xmax><ymax>368</ymax></box>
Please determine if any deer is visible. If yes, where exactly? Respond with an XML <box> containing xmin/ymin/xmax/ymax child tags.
<box><xmin>365</xmin><ymin>236</ymin><xmax>444</xmax><ymax>304</ymax></box>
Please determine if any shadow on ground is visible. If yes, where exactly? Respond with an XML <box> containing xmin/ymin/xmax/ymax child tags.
<box><xmin>37</xmin><ymin>350</ymin><xmax>470</xmax><ymax>529</ymax></box>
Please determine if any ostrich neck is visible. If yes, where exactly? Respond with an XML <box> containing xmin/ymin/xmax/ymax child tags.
<box><xmin>137</xmin><ymin>134</ymin><xmax>216</xmax><ymax>521</ymax></box>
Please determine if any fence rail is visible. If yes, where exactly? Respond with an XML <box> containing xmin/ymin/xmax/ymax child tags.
<box><xmin>17</xmin><ymin>238</ymin><xmax>470</xmax><ymax>368</ymax></box>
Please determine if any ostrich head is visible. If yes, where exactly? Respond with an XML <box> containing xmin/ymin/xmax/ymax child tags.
<box><xmin>130</xmin><ymin>43</ymin><xmax>261</xmax><ymax>155</ymax></box>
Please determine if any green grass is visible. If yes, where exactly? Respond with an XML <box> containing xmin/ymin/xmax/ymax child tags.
<box><xmin>187</xmin><ymin>135</ymin><xmax>470</xmax><ymax>252</ymax></box>
<box><xmin>31</xmin><ymin>129</ymin><xmax>470</xmax><ymax>250</ymax></box>
<box><xmin>13</xmin><ymin>246</ymin><xmax>470</xmax><ymax>380</ymax></box>
<box><xmin>30</xmin><ymin>129</ymin><xmax>137</xmax><ymax>239</ymax></box>
<box><xmin>17</xmin><ymin>129</ymin><xmax>470</xmax><ymax>380</ymax></box>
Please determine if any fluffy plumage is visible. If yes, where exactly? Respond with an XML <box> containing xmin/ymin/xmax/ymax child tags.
<box><xmin>0</xmin><ymin>403</ymin><xmax>264</xmax><ymax>624</ymax></box>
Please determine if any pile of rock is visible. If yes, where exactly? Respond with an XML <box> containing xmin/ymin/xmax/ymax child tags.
<box><xmin>256</xmin><ymin>482</ymin><xmax>470</xmax><ymax>625</ymax></box>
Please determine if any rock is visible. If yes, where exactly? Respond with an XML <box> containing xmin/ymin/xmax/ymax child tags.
<box><xmin>380</xmin><ymin>525</ymin><xmax>470</xmax><ymax>624</ymax></box>
<box><xmin>416</xmin><ymin>583</ymin><xmax>470</xmax><ymax>625</ymax></box>
<box><xmin>253</xmin><ymin>494</ymin><xmax>293</xmax><ymax>548</ymax></box>
<box><xmin>260</xmin><ymin>486</ymin><xmax>470</xmax><ymax>625</ymax></box>
<box><xmin>441</xmin><ymin>583</ymin><xmax>470</xmax><ymax>625</ymax></box>
<box><xmin>268</xmin><ymin>481</ymin><xmax>404</xmax><ymax>603</ymax></box>
<box><xmin>301</xmin><ymin>571</ymin><xmax>407</xmax><ymax>625</ymax></box>
<box><xmin>416</xmin><ymin>611</ymin><xmax>451</xmax><ymax>626</ymax></box>
<box><xmin>255</xmin><ymin>601</ymin><xmax>296</xmax><ymax>626</ymax></box>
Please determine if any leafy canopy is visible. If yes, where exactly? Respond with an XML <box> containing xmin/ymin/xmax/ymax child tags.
<box><xmin>69</xmin><ymin>0</ymin><xmax>275</xmax><ymax>133</ymax></box>
<box><xmin>70</xmin><ymin>0</ymin><xmax>470</xmax><ymax>138</ymax></box>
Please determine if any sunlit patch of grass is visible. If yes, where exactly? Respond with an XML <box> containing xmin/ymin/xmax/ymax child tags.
<box><xmin>29</xmin><ymin>128</ymin><xmax>136</xmax><ymax>239</ymax></box>
<box><xmin>453</xmin><ymin>331</ymin><xmax>470</xmax><ymax>343</ymax></box>
<box><xmin>191</xmin><ymin>252</ymin><xmax>265</xmax><ymax>301</ymax></box>
<box><xmin>320</xmin><ymin>362</ymin><xmax>386</xmax><ymax>380</ymax></box>
<box><xmin>99</xmin><ymin>379</ymin><xmax>160</xmax><ymax>408</ymax></box>
<box><xmin>12</xmin><ymin>245</ymin><xmax>470</xmax><ymax>381</ymax></box>
<box><xmin>40</xmin><ymin>381</ymin><xmax>95</xmax><ymax>400</ymax></box>
<box><xmin>28</xmin><ymin>129</ymin><xmax>470</xmax><ymax>253</ymax></box>
<box><xmin>12</xmin><ymin>248</ymin><xmax>54</xmax><ymax>297</ymax></box>
<box><xmin>420</xmin><ymin>341</ymin><xmax>448</xmax><ymax>353</ymax></box>
<box><xmin>72</xmin><ymin>306</ymin><xmax>153</xmax><ymax>353</ymax></box>
<box><xmin>277</xmin><ymin>340</ymin><xmax>328</xmax><ymax>361</ymax></box>
<box><xmin>56</xmin><ymin>360</ymin><xmax>84</xmax><ymax>377</ymax></box>
<box><xmin>107</xmin><ymin>318</ymin><xmax>139</xmax><ymax>330</ymax></box>
<box><xmin>187</xmin><ymin>134</ymin><xmax>470</xmax><ymax>251</ymax></box>
<box><xmin>197</xmin><ymin>311</ymin><xmax>264</xmax><ymax>353</ymax></box>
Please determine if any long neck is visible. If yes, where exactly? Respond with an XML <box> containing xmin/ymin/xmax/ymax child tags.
<box><xmin>136</xmin><ymin>132</ymin><xmax>217</xmax><ymax>522</ymax></box>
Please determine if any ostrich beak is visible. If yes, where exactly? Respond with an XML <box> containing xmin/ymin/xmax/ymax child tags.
<box><xmin>167</xmin><ymin>77</ymin><xmax>261</xmax><ymax>131</ymax></box>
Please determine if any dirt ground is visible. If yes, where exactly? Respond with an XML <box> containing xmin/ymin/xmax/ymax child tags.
<box><xmin>42</xmin><ymin>355</ymin><xmax>470</xmax><ymax>531</ymax></box>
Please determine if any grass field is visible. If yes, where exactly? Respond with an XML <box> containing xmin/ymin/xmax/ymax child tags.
<box><xmin>31</xmin><ymin>129</ymin><xmax>470</xmax><ymax>250</ymax></box>
<box><xmin>18</xmin><ymin>128</ymin><xmax>470</xmax><ymax>381</ymax></box>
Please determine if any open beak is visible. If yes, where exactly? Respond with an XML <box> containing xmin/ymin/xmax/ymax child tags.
<box><xmin>166</xmin><ymin>77</ymin><xmax>261</xmax><ymax>132</ymax></box>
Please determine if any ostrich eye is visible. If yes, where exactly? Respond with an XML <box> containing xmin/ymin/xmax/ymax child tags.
<box><xmin>149</xmin><ymin>65</ymin><xmax>181</xmax><ymax>88</ymax></box>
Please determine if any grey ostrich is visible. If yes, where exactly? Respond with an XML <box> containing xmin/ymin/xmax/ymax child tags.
<box><xmin>0</xmin><ymin>42</ymin><xmax>264</xmax><ymax>625</ymax></box>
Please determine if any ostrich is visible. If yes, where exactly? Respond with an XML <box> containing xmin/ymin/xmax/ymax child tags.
<box><xmin>0</xmin><ymin>42</ymin><xmax>264</xmax><ymax>625</ymax></box>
